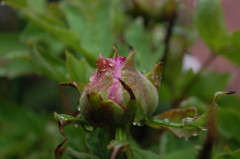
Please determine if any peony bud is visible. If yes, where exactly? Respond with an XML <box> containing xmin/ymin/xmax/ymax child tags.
<box><xmin>79</xmin><ymin>52</ymin><xmax>159</xmax><ymax>127</ymax></box>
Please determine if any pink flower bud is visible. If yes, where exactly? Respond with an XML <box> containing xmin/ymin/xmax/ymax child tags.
<box><xmin>79</xmin><ymin>52</ymin><xmax>159</xmax><ymax>127</ymax></box>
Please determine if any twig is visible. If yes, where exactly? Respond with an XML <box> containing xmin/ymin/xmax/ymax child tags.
<box><xmin>161</xmin><ymin>9</ymin><xmax>177</xmax><ymax>63</ymax></box>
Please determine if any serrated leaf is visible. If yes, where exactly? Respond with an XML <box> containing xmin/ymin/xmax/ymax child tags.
<box><xmin>29</xmin><ymin>44</ymin><xmax>68</xmax><ymax>82</ymax></box>
<box><xmin>125</xmin><ymin>18</ymin><xmax>164</xmax><ymax>72</ymax></box>
<box><xmin>195</xmin><ymin>0</ymin><xmax>229</xmax><ymax>52</ymax></box>
<box><xmin>61</xmin><ymin>0</ymin><xmax>113</xmax><ymax>57</ymax></box>
<box><xmin>7</xmin><ymin>1</ymin><xmax>97</xmax><ymax>65</ymax></box>
<box><xmin>66</xmin><ymin>51</ymin><xmax>94</xmax><ymax>84</ymax></box>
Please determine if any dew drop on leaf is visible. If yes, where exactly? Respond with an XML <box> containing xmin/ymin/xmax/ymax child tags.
<box><xmin>82</xmin><ymin>124</ymin><xmax>94</xmax><ymax>132</ymax></box>
<box><xmin>163</xmin><ymin>119</ymin><xmax>170</xmax><ymax>124</ymax></box>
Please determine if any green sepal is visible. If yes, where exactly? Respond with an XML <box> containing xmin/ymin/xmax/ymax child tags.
<box><xmin>145</xmin><ymin>62</ymin><xmax>164</xmax><ymax>90</ymax></box>
<box><xmin>58</xmin><ymin>81</ymin><xmax>85</xmax><ymax>94</ymax></box>
<box><xmin>54</xmin><ymin>112</ymin><xmax>88</xmax><ymax>124</ymax></box>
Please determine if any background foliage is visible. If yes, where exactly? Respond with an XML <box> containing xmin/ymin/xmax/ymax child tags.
<box><xmin>1</xmin><ymin>0</ymin><xmax>240</xmax><ymax>158</ymax></box>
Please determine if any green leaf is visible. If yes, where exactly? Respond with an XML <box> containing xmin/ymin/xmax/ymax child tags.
<box><xmin>154</xmin><ymin>107</ymin><xmax>199</xmax><ymax>139</ymax></box>
<box><xmin>132</xmin><ymin>147</ymin><xmax>161</xmax><ymax>159</ymax></box>
<box><xmin>220</xmin><ymin>30</ymin><xmax>240</xmax><ymax>65</ymax></box>
<box><xmin>21</xmin><ymin>22</ymin><xmax>66</xmax><ymax>55</ymax></box>
<box><xmin>146</xmin><ymin>91</ymin><xmax>235</xmax><ymax>131</ymax></box>
<box><xmin>217</xmin><ymin>108</ymin><xmax>240</xmax><ymax>143</ymax></box>
<box><xmin>195</xmin><ymin>0</ymin><xmax>229</xmax><ymax>52</ymax></box>
<box><xmin>165</xmin><ymin>147</ymin><xmax>197</xmax><ymax>159</ymax></box>
<box><xmin>213</xmin><ymin>149</ymin><xmax>240</xmax><ymax>159</ymax></box>
<box><xmin>29</xmin><ymin>44</ymin><xmax>68</xmax><ymax>82</ymax></box>
<box><xmin>66</xmin><ymin>51</ymin><xmax>94</xmax><ymax>84</ymax></box>
<box><xmin>56</xmin><ymin>146</ymin><xmax>101</xmax><ymax>159</ymax></box>
<box><xmin>0</xmin><ymin>32</ymin><xmax>27</xmax><ymax>56</ymax></box>
<box><xmin>61</xmin><ymin>0</ymin><xmax>113</xmax><ymax>57</ymax></box>
<box><xmin>125</xmin><ymin>18</ymin><xmax>164</xmax><ymax>72</ymax></box>
<box><xmin>7</xmin><ymin>1</ymin><xmax>97</xmax><ymax>65</ymax></box>
<box><xmin>187</xmin><ymin>71</ymin><xmax>232</xmax><ymax>101</ymax></box>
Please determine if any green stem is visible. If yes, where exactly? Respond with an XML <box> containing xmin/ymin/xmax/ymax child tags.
<box><xmin>113</xmin><ymin>124</ymin><xmax>133</xmax><ymax>159</ymax></box>
<box><xmin>115</xmin><ymin>126</ymin><xmax>127</xmax><ymax>141</ymax></box>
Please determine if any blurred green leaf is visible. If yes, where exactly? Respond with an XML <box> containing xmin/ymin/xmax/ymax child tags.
<box><xmin>7</xmin><ymin>1</ymin><xmax>97</xmax><ymax>65</ymax></box>
<box><xmin>220</xmin><ymin>31</ymin><xmax>240</xmax><ymax>65</ymax></box>
<box><xmin>0</xmin><ymin>32</ymin><xmax>26</xmax><ymax>56</ymax></box>
<box><xmin>61</xmin><ymin>0</ymin><xmax>113</xmax><ymax>57</ymax></box>
<box><xmin>187</xmin><ymin>71</ymin><xmax>232</xmax><ymax>101</ymax></box>
<box><xmin>132</xmin><ymin>147</ymin><xmax>161</xmax><ymax>159</ymax></box>
<box><xmin>213</xmin><ymin>149</ymin><xmax>240</xmax><ymax>159</ymax></box>
<box><xmin>0</xmin><ymin>50</ymin><xmax>34</xmax><ymax>78</ymax></box>
<box><xmin>0</xmin><ymin>99</ymin><xmax>59</xmax><ymax>158</ymax></box>
<box><xmin>56</xmin><ymin>147</ymin><xmax>101</xmax><ymax>159</ymax></box>
<box><xmin>29</xmin><ymin>44</ymin><xmax>68</xmax><ymax>82</ymax></box>
<box><xmin>165</xmin><ymin>147</ymin><xmax>197</xmax><ymax>159</ymax></box>
<box><xmin>66</xmin><ymin>51</ymin><xmax>94</xmax><ymax>84</ymax></box>
<box><xmin>125</xmin><ymin>18</ymin><xmax>164</xmax><ymax>72</ymax></box>
<box><xmin>217</xmin><ymin>108</ymin><xmax>240</xmax><ymax>143</ymax></box>
<box><xmin>196</xmin><ymin>0</ymin><xmax>229</xmax><ymax>52</ymax></box>
<box><xmin>21</xmin><ymin>22</ymin><xmax>66</xmax><ymax>55</ymax></box>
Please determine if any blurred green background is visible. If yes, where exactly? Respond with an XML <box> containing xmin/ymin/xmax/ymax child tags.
<box><xmin>1</xmin><ymin>0</ymin><xmax>240</xmax><ymax>158</ymax></box>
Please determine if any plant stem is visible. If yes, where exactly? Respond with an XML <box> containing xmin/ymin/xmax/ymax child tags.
<box><xmin>111</xmin><ymin>124</ymin><xmax>132</xmax><ymax>159</ymax></box>
<box><xmin>161</xmin><ymin>8</ymin><xmax>177</xmax><ymax>63</ymax></box>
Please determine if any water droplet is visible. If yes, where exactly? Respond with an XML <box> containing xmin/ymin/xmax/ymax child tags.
<box><xmin>132</xmin><ymin>122</ymin><xmax>137</xmax><ymax>126</ymax></box>
<box><xmin>77</xmin><ymin>107</ymin><xmax>81</xmax><ymax>112</ymax></box>
<box><xmin>163</xmin><ymin>119</ymin><xmax>170</xmax><ymax>124</ymax></box>
<box><xmin>141</xmin><ymin>70</ymin><xmax>146</xmax><ymax>74</ymax></box>
<box><xmin>137</xmin><ymin>120</ymin><xmax>145</xmax><ymax>126</ymax></box>
<box><xmin>82</xmin><ymin>124</ymin><xmax>94</xmax><ymax>132</ymax></box>
<box><xmin>74</xmin><ymin>124</ymin><xmax>79</xmax><ymax>128</ymax></box>
<box><xmin>181</xmin><ymin>117</ymin><xmax>195</xmax><ymax>126</ymax></box>
<box><xmin>109</xmin><ymin>63</ymin><xmax>114</xmax><ymax>67</ymax></box>
<box><xmin>201</xmin><ymin>128</ymin><xmax>208</xmax><ymax>131</ymax></box>
<box><xmin>0</xmin><ymin>1</ymin><xmax>6</xmax><ymax>6</ymax></box>
<box><xmin>192</xmin><ymin>133</ymin><xmax>197</xmax><ymax>136</ymax></box>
